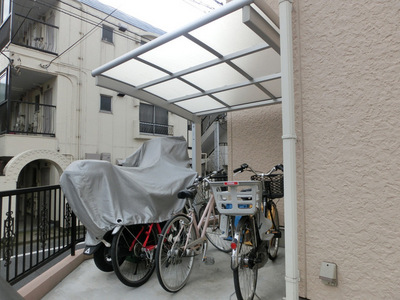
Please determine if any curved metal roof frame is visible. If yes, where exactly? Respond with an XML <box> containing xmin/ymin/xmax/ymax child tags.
<box><xmin>92</xmin><ymin>0</ymin><xmax>281</xmax><ymax>123</ymax></box>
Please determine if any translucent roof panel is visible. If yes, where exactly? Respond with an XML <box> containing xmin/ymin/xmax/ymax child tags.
<box><xmin>138</xmin><ymin>36</ymin><xmax>217</xmax><ymax>73</ymax></box>
<box><xmin>232</xmin><ymin>47</ymin><xmax>281</xmax><ymax>78</ymax></box>
<box><xmin>102</xmin><ymin>59</ymin><xmax>167</xmax><ymax>87</ymax></box>
<box><xmin>144</xmin><ymin>79</ymin><xmax>200</xmax><ymax>101</ymax></box>
<box><xmin>92</xmin><ymin>0</ymin><xmax>281</xmax><ymax>122</ymax></box>
<box><xmin>175</xmin><ymin>96</ymin><xmax>225</xmax><ymax>113</ymax></box>
<box><xmin>215</xmin><ymin>85</ymin><xmax>269</xmax><ymax>106</ymax></box>
<box><xmin>189</xmin><ymin>10</ymin><xmax>265</xmax><ymax>55</ymax></box>
<box><xmin>181</xmin><ymin>63</ymin><xmax>247</xmax><ymax>91</ymax></box>
<box><xmin>261</xmin><ymin>78</ymin><xmax>282</xmax><ymax>98</ymax></box>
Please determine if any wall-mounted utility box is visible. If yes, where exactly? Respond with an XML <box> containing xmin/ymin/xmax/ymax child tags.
<box><xmin>319</xmin><ymin>262</ymin><xmax>337</xmax><ymax>286</ymax></box>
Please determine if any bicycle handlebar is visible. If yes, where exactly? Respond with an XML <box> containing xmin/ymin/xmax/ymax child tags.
<box><xmin>233</xmin><ymin>163</ymin><xmax>248</xmax><ymax>174</ymax></box>
<box><xmin>178</xmin><ymin>168</ymin><xmax>226</xmax><ymax>199</ymax></box>
<box><xmin>233</xmin><ymin>163</ymin><xmax>283</xmax><ymax>176</ymax></box>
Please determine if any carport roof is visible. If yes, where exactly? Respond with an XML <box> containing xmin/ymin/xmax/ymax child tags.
<box><xmin>92</xmin><ymin>0</ymin><xmax>281</xmax><ymax>122</ymax></box>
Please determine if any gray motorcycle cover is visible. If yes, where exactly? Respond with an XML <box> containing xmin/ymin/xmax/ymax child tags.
<box><xmin>60</xmin><ymin>136</ymin><xmax>197</xmax><ymax>245</ymax></box>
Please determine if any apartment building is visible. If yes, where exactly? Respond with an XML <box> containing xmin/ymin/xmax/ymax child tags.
<box><xmin>0</xmin><ymin>0</ymin><xmax>189</xmax><ymax>192</ymax></box>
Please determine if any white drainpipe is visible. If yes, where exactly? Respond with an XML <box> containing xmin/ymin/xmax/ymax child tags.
<box><xmin>279</xmin><ymin>0</ymin><xmax>299</xmax><ymax>300</ymax></box>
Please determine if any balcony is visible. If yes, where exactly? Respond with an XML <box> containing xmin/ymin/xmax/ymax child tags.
<box><xmin>6</xmin><ymin>100</ymin><xmax>55</xmax><ymax>136</ymax></box>
<box><xmin>11</xmin><ymin>13</ymin><xmax>58</xmax><ymax>54</ymax></box>
<box><xmin>0</xmin><ymin>67</ymin><xmax>56</xmax><ymax>137</ymax></box>
<box><xmin>0</xmin><ymin>0</ymin><xmax>58</xmax><ymax>54</ymax></box>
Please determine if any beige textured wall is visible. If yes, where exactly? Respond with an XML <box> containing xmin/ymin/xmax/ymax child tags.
<box><xmin>230</xmin><ymin>0</ymin><xmax>400</xmax><ymax>299</ymax></box>
<box><xmin>227</xmin><ymin>104</ymin><xmax>285</xmax><ymax>235</ymax></box>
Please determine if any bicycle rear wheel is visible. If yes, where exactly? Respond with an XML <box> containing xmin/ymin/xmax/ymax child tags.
<box><xmin>198</xmin><ymin>203</ymin><xmax>232</xmax><ymax>253</ymax></box>
<box><xmin>267</xmin><ymin>201</ymin><xmax>280</xmax><ymax>260</ymax></box>
<box><xmin>111</xmin><ymin>224</ymin><xmax>157</xmax><ymax>287</ymax></box>
<box><xmin>232</xmin><ymin>217</ymin><xmax>258</xmax><ymax>300</ymax></box>
<box><xmin>156</xmin><ymin>214</ymin><xmax>195</xmax><ymax>293</ymax></box>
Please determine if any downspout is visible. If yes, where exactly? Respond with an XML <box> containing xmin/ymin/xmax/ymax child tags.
<box><xmin>279</xmin><ymin>0</ymin><xmax>299</xmax><ymax>300</ymax></box>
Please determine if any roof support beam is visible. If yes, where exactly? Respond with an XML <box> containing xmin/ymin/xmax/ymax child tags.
<box><xmin>196</xmin><ymin>97</ymin><xmax>282</xmax><ymax>116</ymax></box>
<box><xmin>95</xmin><ymin>75</ymin><xmax>198</xmax><ymax>122</ymax></box>
<box><xmin>243</xmin><ymin>5</ymin><xmax>280</xmax><ymax>54</ymax></box>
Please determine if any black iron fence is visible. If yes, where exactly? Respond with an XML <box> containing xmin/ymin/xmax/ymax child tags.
<box><xmin>0</xmin><ymin>185</ymin><xmax>85</xmax><ymax>285</ymax></box>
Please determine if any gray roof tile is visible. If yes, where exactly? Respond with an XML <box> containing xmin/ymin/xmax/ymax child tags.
<box><xmin>79</xmin><ymin>0</ymin><xmax>165</xmax><ymax>35</ymax></box>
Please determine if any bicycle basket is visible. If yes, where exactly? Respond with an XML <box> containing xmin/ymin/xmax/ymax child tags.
<box><xmin>251</xmin><ymin>174</ymin><xmax>284</xmax><ymax>199</ymax></box>
<box><xmin>194</xmin><ymin>181</ymin><xmax>209</xmax><ymax>206</ymax></box>
<box><xmin>210</xmin><ymin>181</ymin><xmax>262</xmax><ymax>216</ymax></box>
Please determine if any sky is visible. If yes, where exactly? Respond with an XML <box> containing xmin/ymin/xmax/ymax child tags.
<box><xmin>98</xmin><ymin>0</ymin><xmax>224</xmax><ymax>32</ymax></box>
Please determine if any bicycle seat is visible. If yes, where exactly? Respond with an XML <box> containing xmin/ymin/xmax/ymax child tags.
<box><xmin>177</xmin><ymin>189</ymin><xmax>196</xmax><ymax>199</ymax></box>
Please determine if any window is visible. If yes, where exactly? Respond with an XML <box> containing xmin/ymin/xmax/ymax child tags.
<box><xmin>1</xmin><ymin>0</ymin><xmax>10</xmax><ymax>24</ymax></box>
<box><xmin>0</xmin><ymin>70</ymin><xmax>7</xmax><ymax>104</ymax></box>
<box><xmin>139</xmin><ymin>103</ymin><xmax>169</xmax><ymax>135</ymax></box>
<box><xmin>100</xmin><ymin>95</ymin><xmax>112</xmax><ymax>112</ymax></box>
<box><xmin>102</xmin><ymin>25</ymin><xmax>113</xmax><ymax>43</ymax></box>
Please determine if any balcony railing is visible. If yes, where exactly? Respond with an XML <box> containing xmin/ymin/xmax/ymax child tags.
<box><xmin>0</xmin><ymin>185</ymin><xmax>85</xmax><ymax>285</ymax></box>
<box><xmin>11</xmin><ymin>13</ymin><xmax>58</xmax><ymax>54</ymax></box>
<box><xmin>7</xmin><ymin>100</ymin><xmax>56</xmax><ymax>136</ymax></box>
<box><xmin>139</xmin><ymin>121</ymin><xmax>173</xmax><ymax>136</ymax></box>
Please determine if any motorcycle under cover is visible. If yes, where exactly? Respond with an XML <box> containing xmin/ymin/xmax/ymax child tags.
<box><xmin>60</xmin><ymin>136</ymin><xmax>197</xmax><ymax>246</ymax></box>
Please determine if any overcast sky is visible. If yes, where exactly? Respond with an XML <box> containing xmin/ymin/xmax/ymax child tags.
<box><xmin>98</xmin><ymin>0</ymin><xmax>223</xmax><ymax>31</ymax></box>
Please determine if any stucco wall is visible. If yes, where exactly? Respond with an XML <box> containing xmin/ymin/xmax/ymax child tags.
<box><xmin>230</xmin><ymin>0</ymin><xmax>400</xmax><ymax>299</ymax></box>
<box><xmin>297</xmin><ymin>1</ymin><xmax>400</xmax><ymax>299</ymax></box>
<box><xmin>228</xmin><ymin>104</ymin><xmax>284</xmax><ymax>223</ymax></box>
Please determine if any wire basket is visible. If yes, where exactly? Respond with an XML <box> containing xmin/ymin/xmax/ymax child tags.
<box><xmin>210</xmin><ymin>181</ymin><xmax>262</xmax><ymax>216</ymax></box>
<box><xmin>251</xmin><ymin>173</ymin><xmax>284</xmax><ymax>199</ymax></box>
<box><xmin>194</xmin><ymin>181</ymin><xmax>210</xmax><ymax>206</ymax></box>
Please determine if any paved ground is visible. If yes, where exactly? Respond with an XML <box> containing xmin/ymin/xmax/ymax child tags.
<box><xmin>42</xmin><ymin>246</ymin><xmax>285</xmax><ymax>300</ymax></box>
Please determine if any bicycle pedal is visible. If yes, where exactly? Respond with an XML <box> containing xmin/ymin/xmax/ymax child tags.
<box><xmin>203</xmin><ymin>257</ymin><xmax>215</xmax><ymax>265</ymax></box>
<box><xmin>272</xmin><ymin>231</ymin><xmax>282</xmax><ymax>238</ymax></box>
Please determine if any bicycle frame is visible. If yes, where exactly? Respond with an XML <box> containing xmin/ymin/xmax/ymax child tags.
<box><xmin>170</xmin><ymin>194</ymin><xmax>217</xmax><ymax>257</ymax></box>
<box><xmin>125</xmin><ymin>223</ymin><xmax>163</xmax><ymax>252</ymax></box>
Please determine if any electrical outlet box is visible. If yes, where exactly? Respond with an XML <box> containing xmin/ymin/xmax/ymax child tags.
<box><xmin>319</xmin><ymin>262</ymin><xmax>337</xmax><ymax>286</ymax></box>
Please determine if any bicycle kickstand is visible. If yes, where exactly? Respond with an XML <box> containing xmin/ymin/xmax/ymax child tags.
<box><xmin>202</xmin><ymin>240</ymin><xmax>215</xmax><ymax>265</ymax></box>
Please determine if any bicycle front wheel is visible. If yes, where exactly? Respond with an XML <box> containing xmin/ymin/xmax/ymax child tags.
<box><xmin>111</xmin><ymin>224</ymin><xmax>157</xmax><ymax>287</ymax></box>
<box><xmin>198</xmin><ymin>203</ymin><xmax>232</xmax><ymax>253</ymax></box>
<box><xmin>156</xmin><ymin>214</ymin><xmax>195</xmax><ymax>293</ymax></box>
<box><xmin>232</xmin><ymin>217</ymin><xmax>258</xmax><ymax>300</ymax></box>
<box><xmin>267</xmin><ymin>201</ymin><xmax>280</xmax><ymax>260</ymax></box>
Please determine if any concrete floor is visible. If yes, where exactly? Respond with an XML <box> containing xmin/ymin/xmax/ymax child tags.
<box><xmin>42</xmin><ymin>246</ymin><xmax>285</xmax><ymax>300</ymax></box>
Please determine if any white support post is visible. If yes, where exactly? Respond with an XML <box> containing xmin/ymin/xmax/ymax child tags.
<box><xmin>279</xmin><ymin>0</ymin><xmax>299</xmax><ymax>300</ymax></box>
<box><xmin>191</xmin><ymin>118</ymin><xmax>202</xmax><ymax>175</ymax></box>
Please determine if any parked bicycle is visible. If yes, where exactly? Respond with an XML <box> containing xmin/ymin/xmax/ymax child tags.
<box><xmin>196</xmin><ymin>169</ymin><xmax>232</xmax><ymax>253</ymax></box>
<box><xmin>210</xmin><ymin>164</ymin><xmax>283</xmax><ymax>300</ymax></box>
<box><xmin>110</xmin><ymin>221</ymin><xmax>164</xmax><ymax>287</ymax></box>
<box><xmin>155</xmin><ymin>170</ymin><xmax>233</xmax><ymax>293</ymax></box>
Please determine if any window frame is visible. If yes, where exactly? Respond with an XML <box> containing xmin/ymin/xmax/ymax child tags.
<box><xmin>100</xmin><ymin>94</ymin><xmax>112</xmax><ymax>113</ymax></box>
<box><xmin>102</xmin><ymin>24</ymin><xmax>114</xmax><ymax>44</ymax></box>
<box><xmin>1</xmin><ymin>0</ymin><xmax>11</xmax><ymax>25</ymax></box>
<box><xmin>139</xmin><ymin>103</ymin><xmax>169</xmax><ymax>135</ymax></box>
